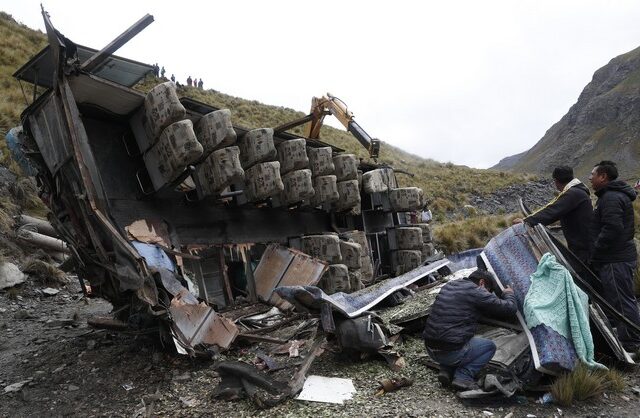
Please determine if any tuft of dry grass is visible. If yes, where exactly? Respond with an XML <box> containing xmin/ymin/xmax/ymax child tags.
<box><xmin>22</xmin><ymin>258</ymin><xmax>67</xmax><ymax>286</ymax></box>
<box><xmin>551</xmin><ymin>363</ymin><xmax>626</xmax><ymax>407</ymax></box>
<box><xmin>603</xmin><ymin>368</ymin><xmax>626</xmax><ymax>392</ymax></box>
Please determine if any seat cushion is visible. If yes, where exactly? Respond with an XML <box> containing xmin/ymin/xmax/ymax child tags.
<box><xmin>389</xmin><ymin>187</ymin><xmax>424</xmax><ymax>211</ymax></box>
<box><xmin>320</xmin><ymin>264</ymin><xmax>350</xmax><ymax>294</ymax></box>
<box><xmin>392</xmin><ymin>250</ymin><xmax>422</xmax><ymax>276</ymax></box>
<box><xmin>244</xmin><ymin>161</ymin><xmax>284</xmax><ymax>202</ymax></box>
<box><xmin>238</xmin><ymin>128</ymin><xmax>277</xmax><ymax>168</ymax></box>
<box><xmin>143</xmin><ymin>119</ymin><xmax>203</xmax><ymax>191</ymax></box>
<box><xmin>339</xmin><ymin>240</ymin><xmax>362</xmax><ymax>270</ymax></box>
<box><xmin>301</xmin><ymin>234</ymin><xmax>342</xmax><ymax>264</ymax></box>
<box><xmin>195</xmin><ymin>146</ymin><xmax>244</xmax><ymax>197</ymax></box>
<box><xmin>360</xmin><ymin>255</ymin><xmax>374</xmax><ymax>284</ymax></box>
<box><xmin>311</xmin><ymin>175</ymin><xmax>339</xmax><ymax>206</ymax></box>
<box><xmin>335</xmin><ymin>180</ymin><xmax>361</xmax><ymax>212</ymax></box>
<box><xmin>362</xmin><ymin>168</ymin><xmax>394</xmax><ymax>193</ymax></box>
<box><xmin>277</xmin><ymin>138</ymin><xmax>309</xmax><ymax>174</ymax></box>
<box><xmin>341</xmin><ymin>230</ymin><xmax>370</xmax><ymax>255</ymax></box>
<box><xmin>308</xmin><ymin>147</ymin><xmax>335</xmax><ymax>177</ymax></box>
<box><xmin>413</xmin><ymin>223</ymin><xmax>433</xmax><ymax>243</ymax></box>
<box><xmin>143</xmin><ymin>81</ymin><xmax>186</xmax><ymax>143</ymax></box>
<box><xmin>195</xmin><ymin>109</ymin><xmax>236</xmax><ymax>155</ymax></box>
<box><xmin>333</xmin><ymin>154</ymin><xmax>358</xmax><ymax>181</ymax></box>
<box><xmin>281</xmin><ymin>169</ymin><xmax>314</xmax><ymax>205</ymax></box>
<box><xmin>394</xmin><ymin>227</ymin><xmax>423</xmax><ymax>250</ymax></box>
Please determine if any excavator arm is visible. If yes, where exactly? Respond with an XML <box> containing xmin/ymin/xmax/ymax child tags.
<box><xmin>275</xmin><ymin>93</ymin><xmax>380</xmax><ymax>159</ymax></box>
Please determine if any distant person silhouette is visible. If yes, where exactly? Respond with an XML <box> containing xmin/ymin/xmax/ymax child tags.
<box><xmin>187</xmin><ymin>76</ymin><xmax>193</xmax><ymax>87</ymax></box>
<box><xmin>170</xmin><ymin>74</ymin><xmax>175</xmax><ymax>82</ymax></box>
<box><xmin>198</xmin><ymin>78</ymin><xmax>203</xmax><ymax>89</ymax></box>
<box><xmin>160</xmin><ymin>66</ymin><xmax>166</xmax><ymax>78</ymax></box>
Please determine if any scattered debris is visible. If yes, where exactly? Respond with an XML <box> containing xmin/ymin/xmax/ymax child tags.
<box><xmin>3</xmin><ymin>379</ymin><xmax>31</xmax><ymax>393</ymax></box>
<box><xmin>41</xmin><ymin>287</ymin><xmax>60</xmax><ymax>296</ymax></box>
<box><xmin>122</xmin><ymin>383</ymin><xmax>134</xmax><ymax>391</ymax></box>
<box><xmin>0</xmin><ymin>262</ymin><xmax>26</xmax><ymax>289</ymax></box>
<box><xmin>375</xmin><ymin>376</ymin><xmax>414</xmax><ymax>396</ymax></box>
<box><xmin>296</xmin><ymin>375</ymin><xmax>356</xmax><ymax>404</ymax></box>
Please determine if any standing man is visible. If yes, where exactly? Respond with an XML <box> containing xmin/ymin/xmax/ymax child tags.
<box><xmin>589</xmin><ymin>160</ymin><xmax>640</xmax><ymax>352</ymax></box>
<box><xmin>423</xmin><ymin>270</ymin><xmax>516</xmax><ymax>390</ymax></box>
<box><xmin>513</xmin><ymin>166</ymin><xmax>593</xmax><ymax>265</ymax></box>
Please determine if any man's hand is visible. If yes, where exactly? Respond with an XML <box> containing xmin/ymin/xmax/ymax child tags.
<box><xmin>502</xmin><ymin>285</ymin><xmax>513</xmax><ymax>294</ymax></box>
<box><xmin>512</xmin><ymin>218</ymin><xmax>524</xmax><ymax>225</ymax></box>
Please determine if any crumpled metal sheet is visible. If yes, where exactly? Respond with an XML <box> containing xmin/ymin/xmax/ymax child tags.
<box><xmin>274</xmin><ymin>259</ymin><xmax>449</xmax><ymax>318</ymax></box>
<box><xmin>169</xmin><ymin>289</ymin><xmax>238</xmax><ymax>350</ymax></box>
<box><xmin>254</xmin><ymin>244</ymin><xmax>327</xmax><ymax>309</ymax></box>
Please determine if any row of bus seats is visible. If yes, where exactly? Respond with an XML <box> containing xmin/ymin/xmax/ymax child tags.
<box><xmin>135</xmin><ymin>82</ymin><xmax>428</xmax><ymax>211</ymax></box>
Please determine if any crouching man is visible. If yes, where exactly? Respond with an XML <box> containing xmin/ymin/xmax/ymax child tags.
<box><xmin>422</xmin><ymin>270</ymin><xmax>517</xmax><ymax>390</ymax></box>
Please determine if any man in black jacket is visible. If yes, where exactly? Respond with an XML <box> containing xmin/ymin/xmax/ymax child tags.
<box><xmin>423</xmin><ymin>270</ymin><xmax>517</xmax><ymax>390</ymax></box>
<box><xmin>589</xmin><ymin>160</ymin><xmax>640</xmax><ymax>351</ymax></box>
<box><xmin>513</xmin><ymin>166</ymin><xmax>593</xmax><ymax>264</ymax></box>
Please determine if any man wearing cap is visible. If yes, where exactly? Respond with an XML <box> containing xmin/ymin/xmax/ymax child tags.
<box><xmin>513</xmin><ymin>166</ymin><xmax>593</xmax><ymax>265</ymax></box>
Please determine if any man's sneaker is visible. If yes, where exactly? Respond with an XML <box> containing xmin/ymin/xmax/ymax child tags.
<box><xmin>451</xmin><ymin>378</ymin><xmax>479</xmax><ymax>391</ymax></box>
<box><xmin>438</xmin><ymin>368</ymin><xmax>453</xmax><ymax>387</ymax></box>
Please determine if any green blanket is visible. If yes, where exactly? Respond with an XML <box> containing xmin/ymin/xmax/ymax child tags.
<box><xmin>523</xmin><ymin>253</ymin><xmax>606</xmax><ymax>370</ymax></box>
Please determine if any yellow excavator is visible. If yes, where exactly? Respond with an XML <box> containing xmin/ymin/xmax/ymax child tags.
<box><xmin>275</xmin><ymin>93</ymin><xmax>381</xmax><ymax>160</ymax></box>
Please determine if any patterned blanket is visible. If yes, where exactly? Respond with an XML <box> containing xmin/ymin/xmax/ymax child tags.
<box><xmin>482</xmin><ymin>224</ymin><xmax>578</xmax><ymax>373</ymax></box>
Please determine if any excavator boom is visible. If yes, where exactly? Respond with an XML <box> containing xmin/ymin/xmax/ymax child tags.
<box><xmin>275</xmin><ymin>93</ymin><xmax>380</xmax><ymax>159</ymax></box>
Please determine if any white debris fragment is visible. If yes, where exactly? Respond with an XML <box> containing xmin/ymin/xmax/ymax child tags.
<box><xmin>41</xmin><ymin>287</ymin><xmax>60</xmax><ymax>296</ymax></box>
<box><xmin>0</xmin><ymin>262</ymin><xmax>26</xmax><ymax>289</ymax></box>
<box><xmin>296</xmin><ymin>375</ymin><xmax>356</xmax><ymax>404</ymax></box>
<box><xmin>4</xmin><ymin>379</ymin><xmax>31</xmax><ymax>393</ymax></box>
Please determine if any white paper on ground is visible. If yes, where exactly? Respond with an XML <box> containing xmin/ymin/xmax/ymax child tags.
<box><xmin>296</xmin><ymin>375</ymin><xmax>356</xmax><ymax>404</ymax></box>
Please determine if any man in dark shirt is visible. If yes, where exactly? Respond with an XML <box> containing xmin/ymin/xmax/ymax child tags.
<box><xmin>423</xmin><ymin>270</ymin><xmax>517</xmax><ymax>390</ymax></box>
<box><xmin>589</xmin><ymin>160</ymin><xmax>640</xmax><ymax>352</ymax></box>
<box><xmin>513</xmin><ymin>166</ymin><xmax>593</xmax><ymax>264</ymax></box>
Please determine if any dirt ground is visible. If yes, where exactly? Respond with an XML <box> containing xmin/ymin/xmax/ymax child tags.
<box><xmin>2</xmin><ymin>279</ymin><xmax>640</xmax><ymax>418</ymax></box>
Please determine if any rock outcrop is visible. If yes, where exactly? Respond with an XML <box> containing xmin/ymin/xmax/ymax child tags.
<box><xmin>494</xmin><ymin>46</ymin><xmax>640</xmax><ymax>180</ymax></box>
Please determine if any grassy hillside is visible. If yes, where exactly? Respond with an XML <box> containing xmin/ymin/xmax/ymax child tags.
<box><xmin>136</xmin><ymin>78</ymin><xmax>536</xmax><ymax>217</ymax></box>
<box><xmin>0</xmin><ymin>11</ymin><xmax>535</xmax><ymax>254</ymax></box>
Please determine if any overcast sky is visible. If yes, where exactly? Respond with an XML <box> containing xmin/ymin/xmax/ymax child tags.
<box><xmin>3</xmin><ymin>0</ymin><xmax>640</xmax><ymax>168</ymax></box>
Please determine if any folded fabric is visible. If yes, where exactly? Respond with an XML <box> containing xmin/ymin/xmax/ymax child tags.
<box><xmin>523</xmin><ymin>252</ymin><xmax>606</xmax><ymax>370</ymax></box>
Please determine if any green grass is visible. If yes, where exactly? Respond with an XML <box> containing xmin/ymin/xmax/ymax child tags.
<box><xmin>433</xmin><ymin>213</ymin><xmax>517</xmax><ymax>254</ymax></box>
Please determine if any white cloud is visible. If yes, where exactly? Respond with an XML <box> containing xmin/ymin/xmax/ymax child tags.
<box><xmin>3</xmin><ymin>0</ymin><xmax>640</xmax><ymax>168</ymax></box>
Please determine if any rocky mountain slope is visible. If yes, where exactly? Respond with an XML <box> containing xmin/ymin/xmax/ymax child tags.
<box><xmin>494</xmin><ymin>46</ymin><xmax>640</xmax><ymax>180</ymax></box>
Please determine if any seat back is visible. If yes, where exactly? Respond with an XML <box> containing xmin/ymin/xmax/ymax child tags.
<box><xmin>143</xmin><ymin>119</ymin><xmax>203</xmax><ymax>191</ymax></box>
<box><xmin>195</xmin><ymin>146</ymin><xmax>244</xmax><ymax>197</ymax></box>
<box><xmin>281</xmin><ymin>169</ymin><xmax>314</xmax><ymax>205</ymax></box>
<box><xmin>194</xmin><ymin>109</ymin><xmax>237</xmax><ymax>156</ymax></box>
<box><xmin>238</xmin><ymin>128</ymin><xmax>277</xmax><ymax>169</ymax></box>
<box><xmin>244</xmin><ymin>161</ymin><xmax>284</xmax><ymax>202</ymax></box>
<box><xmin>308</xmin><ymin>147</ymin><xmax>335</xmax><ymax>177</ymax></box>
<box><xmin>277</xmin><ymin>138</ymin><xmax>309</xmax><ymax>174</ymax></box>
<box><xmin>142</xmin><ymin>82</ymin><xmax>186</xmax><ymax>148</ymax></box>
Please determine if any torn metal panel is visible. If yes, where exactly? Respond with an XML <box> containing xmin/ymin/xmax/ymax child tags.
<box><xmin>254</xmin><ymin>244</ymin><xmax>327</xmax><ymax>309</ymax></box>
<box><xmin>125</xmin><ymin>219</ymin><xmax>171</xmax><ymax>247</ymax></box>
<box><xmin>169</xmin><ymin>290</ymin><xmax>239</xmax><ymax>351</ymax></box>
<box><xmin>275</xmin><ymin>259</ymin><xmax>449</xmax><ymax>318</ymax></box>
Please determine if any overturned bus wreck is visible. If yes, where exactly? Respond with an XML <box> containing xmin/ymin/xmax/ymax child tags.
<box><xmin>11</xmin><ymin>8</ymin><xmax>638</xmax><ymax>407</ymax></box>
<box><xmin>14</xmin><ymin>10</ymin><xmax>435</xmax><ymax>356</ymax></box>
